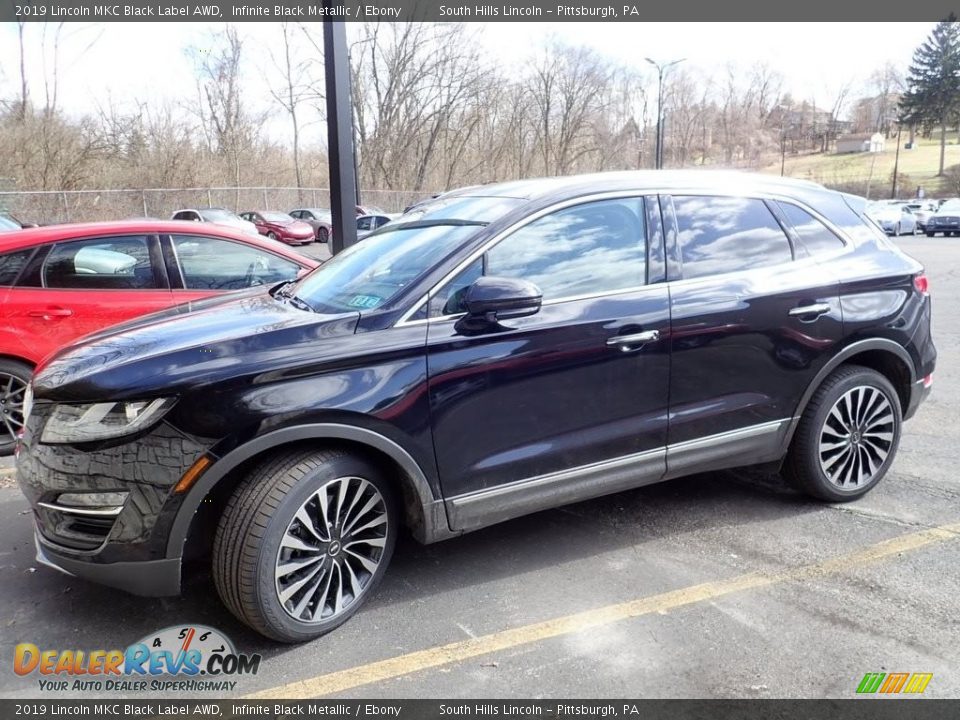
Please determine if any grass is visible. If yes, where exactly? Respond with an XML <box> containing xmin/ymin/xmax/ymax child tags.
<box><xmin>759</xmin><ymin>134</ymin><xmax>960</xmax><ymax>198</ymax></box>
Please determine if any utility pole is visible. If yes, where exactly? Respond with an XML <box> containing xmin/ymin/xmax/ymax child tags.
<box><xmin>891</xmin><ymin>122</ymin><xmax>903</xmax><ymax>199</ymax></box>
<box><xmin>645</xmin><ymin>57</ymin><xmax>684</xmax><ymax>169</ymax></box>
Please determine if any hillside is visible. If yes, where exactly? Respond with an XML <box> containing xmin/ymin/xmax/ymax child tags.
<box><xmin>760</xmin><ymin>135</ymin><xmax>960</xmax><ymax>199</ymax></box>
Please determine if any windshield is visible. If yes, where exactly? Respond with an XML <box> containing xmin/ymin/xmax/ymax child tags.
<box><xmin>262</xmin><ymin>212</ymin><xmax>292</xmax><ymax>222</ymax></box>
<box><xmin>0</xmin><ymin>215</ymin><xmax>19</xmax><ymax>231</ymax></box>
<box><xmin>201</xmin><ymin>208</ymin><xmax>239</xmax><ymax>221</ymax></box>
<box><xmin>290</xmin><ymin>224</ymin><xmax>481</xmax><ymax>313</ymax></box>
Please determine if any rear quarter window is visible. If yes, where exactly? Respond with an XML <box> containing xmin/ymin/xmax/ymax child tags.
<box><xmin>0</xmin><ymin>248</ymin><xmax>34</xmax><ymax>285</ymax></box>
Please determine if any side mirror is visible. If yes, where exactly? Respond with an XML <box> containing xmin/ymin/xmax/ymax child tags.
<box><xmin>463</xmin><ymin>276</ymin><xmax>542</xmax><ymax>323</ymax></box>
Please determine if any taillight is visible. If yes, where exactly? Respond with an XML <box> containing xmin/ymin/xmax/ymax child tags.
<box><xmin>914</xmin><ymin>273</ymin><xmax>929</xmax><ymax>296</ymax></box>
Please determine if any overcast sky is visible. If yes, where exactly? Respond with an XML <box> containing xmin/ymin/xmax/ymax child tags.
<box><xmin>0</xmin><ymin>22</ymin><xmax>936</xmax><ymax>147</ymax></box>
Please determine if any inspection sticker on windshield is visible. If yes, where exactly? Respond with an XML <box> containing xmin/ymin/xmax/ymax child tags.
<box><xmin>348</xmin><ymin>295</ymin><xmax>382</xmax><ymax>309</ymax></box>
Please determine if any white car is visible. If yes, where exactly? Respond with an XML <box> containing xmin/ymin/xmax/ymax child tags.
<box><xmin>170</xmin><ymin>207</ymin><xmax>259</xmax><ymax>236</ymax></box>
<box><xmin>865</xmin><ymin>202</ymin><xmax>918</xmax><ymax>236</ymax></box>
<box><xmin>904</xmin><ymin>200</ymin><xmax>938</xmax><ymax>231</ymax></box>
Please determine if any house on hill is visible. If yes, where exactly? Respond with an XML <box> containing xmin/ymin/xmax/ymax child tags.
<box><xmin>835</xmin><ymin>133</ymin><xmax>885</xmax><ymax>154</ymax></box>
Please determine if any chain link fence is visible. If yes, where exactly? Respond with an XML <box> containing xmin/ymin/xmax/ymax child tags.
<box><xmin>0</xmin><ymin>187</ymin><xmax>435</xmax><ymax>225</ymax></box>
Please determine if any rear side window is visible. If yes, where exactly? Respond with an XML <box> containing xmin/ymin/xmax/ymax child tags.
<box><xmin>43</xmin><ymin>236</ymin><xmax>158</xmax><ymax>289</ymax></box>
<box><xmin>777</xmin><ymin>202</ymin><xmax>845</xmax><ymax>256</ymax></box>
<box><xmin>0</xmin><ymin>248</ymin><xmax>34</xmax><ymax>285</ymax></box>
<box><xmin>673</xmin><ymin>196</ymin><xmax>792</xmax><ymax>279</ymax></box>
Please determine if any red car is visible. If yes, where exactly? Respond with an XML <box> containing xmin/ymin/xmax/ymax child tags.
<box><xmin>239</xmin><ymin>211</ymin><xmax>315</xmax><ymax>245</ymax></box>
<box><xmin>0</xmin><ymin>220</ymin><xmax>319</xmax><ymax>454</ymax></box>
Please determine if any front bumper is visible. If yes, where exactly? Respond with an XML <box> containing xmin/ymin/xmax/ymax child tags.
<box><xmin>17</xmin><ymin>402</ymin><xmax>213</xmax><ymax>593</ymax></box>
<box><xmin>35</xmin><ymin>532</ymin><xmax>181</xmax><ymax>595</ymax></box>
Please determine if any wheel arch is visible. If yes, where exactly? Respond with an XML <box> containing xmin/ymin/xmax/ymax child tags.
<box><xmin>783</xmin><ymin>338</ymin><xmax>916</xmax><ymax>452</ymax></box>
<box><xmin>168</xmin><ymin>423</ymin><xmax>455</xmax><ymax>562</ymax></box>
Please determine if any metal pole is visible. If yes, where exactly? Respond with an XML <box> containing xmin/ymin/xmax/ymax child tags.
<box><xmin>891</xmin><ymin>124</ymin><xmax>903</xmax><ymax>199</ymax></box>
<box><xmin>323</xmin><ymin>17</ymin><xmax>359</xmax><ymax>255</ymax></box>
<box><xmin>646</xmin><ymin>58</ymin><xmax>684</xmax><ymax>170</ymax></box>
<box><xmin>656</xmin><ymin>70</ymin><xmax>664</xmax><ymax>169</ymax></box>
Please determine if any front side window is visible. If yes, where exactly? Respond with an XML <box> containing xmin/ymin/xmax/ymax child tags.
<box><xmin>672</xmin><ymin>196</ymin><xmax>792</xmax><ymax>279</ymax></box>
<box><xmin>43</xmin><ymin>236</ymin><xmax>157</xmax><ymax>289</ymax></box>
<box><xmin>777</xmin><ymin>202</ymin><xmax>846</xmax><ymax>256</ymax></box>
<box><xmin>429</xmin><ymin>198</ymin><xmax>648</xmax><ymax>317</ymax></box>
<box><xmin>172</xmin><ymin>235</ymin><xmax>300</xmax><ymax>290</ymax></box>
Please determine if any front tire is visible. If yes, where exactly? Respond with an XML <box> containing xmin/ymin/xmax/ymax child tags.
<box><xmin>317</xmin><ymin>227</ymin><xmax>329</xmax><ymax>243</ymax></box>
<box><xmin>267</xmin><ymin>231</ymin><xmax>279</xmax><ymax>242</ymax></box>
<box><xmin>784</xmin><ymin>365</ymin><xmax>902</xmax><ymax>502</ymax></box>
<box><xmin>213</xmin><ymin>449</ymin><xmax>397</xmax><ymax>642</ymax></box>
<box><xmin>0</xmin><ymin>359</ymin><xmax>31</xmax><ymax>455</ymax></box>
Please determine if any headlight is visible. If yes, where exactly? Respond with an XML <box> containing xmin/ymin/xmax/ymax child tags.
<box><xmin>41</xmin><ymin>398</ymin><xmax>176</xmax><ymax>444</ymax></box>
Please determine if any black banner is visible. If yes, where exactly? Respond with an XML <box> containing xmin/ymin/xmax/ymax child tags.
<box><xmin>1</xmin><ymin>0</ymin><xmax>959</xmax><ymax>22</ymax></box>
<box><xmin>3</xmin><ymin>700</ymin><xmax>960</xmax><ymax>720</ymax></box>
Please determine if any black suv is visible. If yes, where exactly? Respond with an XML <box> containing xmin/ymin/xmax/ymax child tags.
<box><xmin>17</xmin><ymin>171</ymin><xmax>935</xmax><ymax>642</ymax></box>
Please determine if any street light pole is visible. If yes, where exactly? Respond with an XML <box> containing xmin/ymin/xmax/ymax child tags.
<box><xmin>645</xmin><ymin>57</ymin><xmax>685</xmax><ymax>169</ymax></box>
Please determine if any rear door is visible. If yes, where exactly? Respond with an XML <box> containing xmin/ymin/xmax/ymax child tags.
<box><xmin>424</xmin><ymin>195</ymin><xmax>672</xmax><ymax>531</ymax></box>
<box><xmin>2</xmin><ymin>234</ymin><xmax>172</xmax><ymax>362</ymax></box>
<box><xmin>662</xmin><ymin>194</ymin><xmax>843</xmax><ymax>476</ymax></box>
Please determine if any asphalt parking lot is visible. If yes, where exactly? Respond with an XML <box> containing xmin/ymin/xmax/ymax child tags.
<box><xmin>0</xmin><ymin>235</ymin><xmax>957</xmax><ymax>699</ymax></box>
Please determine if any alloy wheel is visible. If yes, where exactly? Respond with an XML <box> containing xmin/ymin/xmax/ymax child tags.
<box><xmin>274</xmin><ymin>476</ymin><xmax>389</xmax><ymax>623</ymax></box>
<box><xmin>0</xmin><ymin>372</ymin><xmax>27</xmax><ymax>446</ymax></box>
<box><xmin>818</xmin><ymin>386</ymin><xmax>895</xmax><ymax>490</ymax></box>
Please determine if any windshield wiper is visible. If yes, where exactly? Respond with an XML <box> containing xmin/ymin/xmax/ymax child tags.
<box><xmin>270</xmin><ymin>279</ymin><xmax>315</xmax><ymax>312</ymax></box>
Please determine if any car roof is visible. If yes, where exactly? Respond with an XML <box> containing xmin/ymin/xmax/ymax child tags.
<box><xmin>443</xmin><ymin>170</ymin><xmax>827</xmax><ymax>202</ymax></box>
<box><xmin>0</xmin><ymin>220</ymin><xmax>320</xmax><ymax>266</ymax></box>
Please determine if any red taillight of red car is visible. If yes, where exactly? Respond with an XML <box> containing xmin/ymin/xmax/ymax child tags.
<box><xmin>914</xmin><ymin>273</ymin><xmax>929</xmax><ymax>296</ymax></box>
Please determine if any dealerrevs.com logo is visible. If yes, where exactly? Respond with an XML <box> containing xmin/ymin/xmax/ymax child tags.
<box><xmin>14</xmin><ymin>625</ymin><xmax>261</xmax><ymax>693</ymax></box>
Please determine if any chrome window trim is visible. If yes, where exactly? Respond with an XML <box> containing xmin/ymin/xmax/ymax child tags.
<box><xmin>394</xmin><ymin>187</ymin><xmax>857</xmax><ymax>328</ymax></box>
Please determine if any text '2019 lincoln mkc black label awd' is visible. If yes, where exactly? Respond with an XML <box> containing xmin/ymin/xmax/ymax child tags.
<box><xmin>16</xmin><ymin>171</ymin><xmax>935</xmax><ymax>642</ymax></box>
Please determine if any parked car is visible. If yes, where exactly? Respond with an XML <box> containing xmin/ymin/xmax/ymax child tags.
<box><xmin>239</xmin><ymin>211</ymin><xmax>315</xmax><ymax>246</ymax></box>
<box><xmin>1</xmin><ymin>213</ymin><xmax>37</xmax><ymax>230</ymax></box>
<box><xmin>904</xmin><ymin>200</ymin><xmax>938</xmax><ymax>231</ymax></box>
<box><xmin>0</xmin><ymin>220</ymin><xmax>319</xmax><ymax>454</ymax></box>
<box><xmin>925</xmin><ymin>198</ymin><xmax>960</xmax><ymax>236</ymax></box>
<box><xmin>18</xmin><ymin>171</ymin><xmax>934</xmax><ymax>643</ymax></box>
<box><xmin>289</xmin><ymin>208</ymin><xmax>333</xmax><ymax>243</ymax></box>
<box><xmin>865</xmin><ymin>201</ymin><xmax>918</xmax><ymax>236</ymax></box>
<box><xmin>356</xmin><ymin>204</ymin><xmax>385</xmax><ymax>216</ymax></box>
<box><xmin>170</xmin><ymin>207</ymin><xmax>259</xmax><ymax>236</ymax></box>
<box><xmin>356</xmin><ymin>213</ymin><xmax>397</xmax><ymax>239</ymax></box>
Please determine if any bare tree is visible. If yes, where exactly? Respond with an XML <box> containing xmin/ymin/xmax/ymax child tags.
<box><xmin>269</xmin><ymin>23</ymin><xmax>311</xmax><ymax>195</ymax></box>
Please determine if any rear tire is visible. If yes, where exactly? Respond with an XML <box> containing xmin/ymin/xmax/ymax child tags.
<box><xmin>0</xmin><ymin>359</ymin><xmax>31</xmax><ymax>455</ymax></box>
<box><xmin>318</xmin><ymin>227</ymin><xmax>329</xmax><ymax>243</ymax></box>
<box><xmin>213</xmin><ymin>449</ymin><xmax>397</xmax><ymax>642</ymax></box>
<box><xmin>784</xmin><ymin>365</ymin><xmax>902</xmax><ymax>502</ymax></box>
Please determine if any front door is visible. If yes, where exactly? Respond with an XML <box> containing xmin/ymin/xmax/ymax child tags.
<box><xmin>425</xmin><ymin>196</ymin><xmax>672</xmax><ymax>531</ymax></box>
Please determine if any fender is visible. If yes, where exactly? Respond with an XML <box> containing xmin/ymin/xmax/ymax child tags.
<box><xmin>165</xmin><ymin>423</ymin><xmax>456</xmax><ymax>559</ymax></box>
<box><xmin>781</xmin><ymin>337</ymin><xmax>916</xmax><ymax>452</ymax></box>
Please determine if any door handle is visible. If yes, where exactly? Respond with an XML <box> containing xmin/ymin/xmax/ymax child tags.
<box><xmin>607</xmin><ymin>329</ymin><xmax>660</xmax><ymax>351</ymax></box>
<box><xmin>28</xmin><ymin>308</ymin><xmax>73</xmax><ymax>319</ymax></box>
<box><xmin>788</xmin><ymin>303</ymin><xmax>831</xmax><ymax>319</ymax></box>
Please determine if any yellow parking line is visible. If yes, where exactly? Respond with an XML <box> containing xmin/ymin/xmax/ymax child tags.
<box><xmin>248</xmin><ymin>521</ymin><xmax>960</xmax><ymax>699</ymax></box>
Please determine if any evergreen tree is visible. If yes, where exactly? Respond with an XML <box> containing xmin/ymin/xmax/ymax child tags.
<box><xmin>900</xmin><ymin>17</ymin><xmax>960</xmax><ymax>176</ymax></box>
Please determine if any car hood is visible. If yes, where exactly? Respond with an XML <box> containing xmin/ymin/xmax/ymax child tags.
<box><xmin>33</xmin><ymin>291</ymin><xmax>360</xmax><ymax>402</ymax></box>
